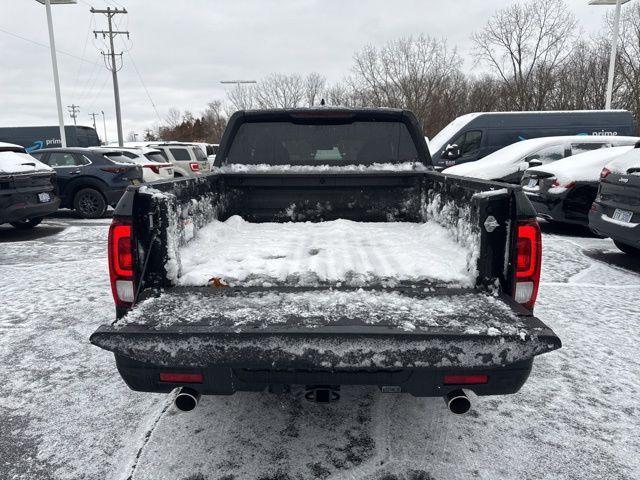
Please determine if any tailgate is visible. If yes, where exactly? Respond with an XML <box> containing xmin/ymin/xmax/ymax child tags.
<box><xmin>91</xmin><ymin>288</ymin><xmax>561</xmax><ymax>369</ymax></box>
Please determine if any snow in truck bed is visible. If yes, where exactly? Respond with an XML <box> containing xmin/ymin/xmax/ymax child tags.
<box><xmin>174</xmin><ymin>216</ymin><xmax>477</xmax><ymax>287</ymax></box>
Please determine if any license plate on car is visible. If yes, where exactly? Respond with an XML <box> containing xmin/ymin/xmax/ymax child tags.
<box><xmin>612</xmin><ymin>208</ymin><xmax>633</xmax><ymax>223</ymax></box>
<box><xmin>131</xmin><ymin>179</ymin><xmax>141</xmax><ymax>185</ymax></box>
<box><xmin>167</xmin><ymin>169</ymin><xmax>173</xmax><ymax>175</ymax></box>
<box><xmin>37</xmin><ymin>192</ymin><xmax>51</xmax><ymax>203</ymax></box>
<box><xmin>527</xmin><ymin>179</ymin><xmax>538</xmax><ymax>188</ymax></box>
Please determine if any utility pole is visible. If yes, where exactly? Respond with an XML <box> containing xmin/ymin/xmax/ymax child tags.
<box><xmin>67</xmin><ymin>104</ymin><xmax>80</xmax><ymax>125</ymax></box>
<box><xmin>88</xmin><ymin>112</ymin><xmax>99</xmax><ymax>131</ymax></box>
<box><xmin>101</xmin><ymin>110</ymin><xmax>108</xmax><ymax>145</ymax></box>
<box><xmin>91</xmin><ymin>6</ymin><xmax>129</xmax><ymax>146</ymax></box>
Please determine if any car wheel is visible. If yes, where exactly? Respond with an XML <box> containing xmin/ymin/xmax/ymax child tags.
<box><xmin>10</xmin><ymin>217</ymin><xmax>43</xmax><ymax>229</ymax></box>
<box><xmin>73</xmin><ymin>188</ymin><xmax>107</xmax><ymax>219</ymax></box>
<box><xmin>613</xmin><ymin>240</ymin><xmax>640</xmax><ymax>256</ymax></box>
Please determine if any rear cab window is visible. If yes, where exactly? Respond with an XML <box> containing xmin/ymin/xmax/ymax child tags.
<box><xmin>226</xmin><ymin>121</ymin><xmax>419</xmax><ymax>166</ymax></box>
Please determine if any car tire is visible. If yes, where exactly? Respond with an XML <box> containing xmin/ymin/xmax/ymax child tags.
<box><xmin>73</xmin><ymin>188</ymin><xmax>107</xmax><ymax>219</ymax></box>
<box><xmin>10</xmin><ymin>217</ymin><xmax>43</xmax><ymax>229</ymax></box>
<box><xmin>613</xmin><ymin>240</ymin><xmax>640</xmax><ymax>256</ymax></box>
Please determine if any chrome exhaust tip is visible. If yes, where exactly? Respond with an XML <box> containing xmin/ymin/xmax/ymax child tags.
<box><xmin>175</xmin><ymin>387</ymin><xmax>201</xmax><ymax>412</ymax></box>
<box><xmin>445</xmin><ymin>389</ymin><xmax>471</xmax><ymax>415</ymax></box>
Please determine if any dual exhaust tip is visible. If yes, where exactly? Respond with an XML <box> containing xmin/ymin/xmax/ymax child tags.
<box><xmin>174</xmin><ymin>387</ymin><xmax>201</xmax><ymax>412</ymax></box>
<box><xmin>445</xmin><ymin>389</ymin><xmax>471</xmax><ymax>415</ymax></box>
<box><xmin>173</xmin><ymin>387</ymin><xmax>471</xmax><ymax>415</ymax></box>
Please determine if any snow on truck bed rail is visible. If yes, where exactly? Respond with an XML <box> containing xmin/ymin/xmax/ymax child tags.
<box><xmin>173</xmin><ymin>216</ymin><xmax>477</xmax><ymax>288</ymax></box>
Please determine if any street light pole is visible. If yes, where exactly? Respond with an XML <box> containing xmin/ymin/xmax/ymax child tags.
<box><xmin>39</xmin><ymin>0</ymin><xmax>76</xmax><ymax>147</ymax></box>
<box><xmin>101</xmin><ymin>110</ymin><xmax>108</xmax><ymax>145</ymax></box>
<box><xmin>589</xmin><ymin>0</ymin><xmax>632</xmax><ymax>110</ymax></box>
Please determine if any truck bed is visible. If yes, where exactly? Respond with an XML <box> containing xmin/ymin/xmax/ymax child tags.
<box><xmin>175</xmin><ymin>216</ymin><xmax>476</xmax><ymax>287</ymax></box>
<box><xmin>90</xmin><ymin>287</ymin><xmax>560</xmax><ymax>370</ymax></box>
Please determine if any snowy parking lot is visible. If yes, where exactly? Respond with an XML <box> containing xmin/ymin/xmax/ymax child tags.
<box><xmin>1</xmin><ymin>215</ymin><xmax>640</xmax><ymax>480</ymax></box>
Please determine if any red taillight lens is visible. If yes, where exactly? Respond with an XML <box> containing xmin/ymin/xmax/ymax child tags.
<box><xmin>189</xmin><ymin>162</ymin><xmax>200</xmax><ymax>171</ymax></box>
<box><xmin>108</xmin><ymin>218</ymin><xmax>135</xmax><ymax>306</ymax></box>
<box><xmin>443</xmin><ymin>374</ymin><xmax>488</xmax><ymax>385</ymax></box>
<box><xmin>600</xmin><ymin>167</ymin><xmax>611</xmax><ymax>179</ymax></box>
<box><xmin>144</xmin><ymin>165</ymin><xmax>160</xmax><ymax>174</ymax></box>
<box><xmin>101</xmin><ymin>166</ymin><xmax>129</xmax><ymax>174</ymax></box>
<box><xmin>515</xmin><ymin>220</ymin><xmax>541</xmax><ymax>310</ymax></box>
<box><xmin>159</xmin><ymin>372</ymin><xmax>203</xmax><ymax>383</ymax></box>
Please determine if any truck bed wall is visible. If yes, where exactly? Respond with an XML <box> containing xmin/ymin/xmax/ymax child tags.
<box><xmin>130</xmin><ymin>172</ymin><xmax>518</xmax><ymax>297</ymax></box>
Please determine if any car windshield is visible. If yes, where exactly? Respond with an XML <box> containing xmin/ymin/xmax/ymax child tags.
<box><xmin>226</xmin><ymin>121</ymin><xmax>419</xmax><ymax>166</ymax></box>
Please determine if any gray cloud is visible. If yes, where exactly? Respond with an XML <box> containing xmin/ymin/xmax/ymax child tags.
<box><xmin>1</xmin><ymin>0</ymin><xmax>611</xmax><ymax>139</ymax></box>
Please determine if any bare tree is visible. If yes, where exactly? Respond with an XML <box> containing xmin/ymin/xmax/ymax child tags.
<box><xmin>165</xmin><ymin>108</ymin><xmax>181</xmax><ymax>129</ymax></box>
<box><xmin>472</xmin><ymin>0</ymin><xmax>577</xmax><ymax>110</ymax></box>
<box><xmin>226</xmin><ymin>84</ymin><xmax>256</xmax><ymax>112</ymax></box>
<box><xmin>202</xmin><ymin>100</ymin><xmax>228</xmax><ymax>143</ymax></box>
<box><xmin>253</xmin><ymin>73</ymin><xmax>306</xmax><ymax>108</ymax></box>
<box><xmin>350</xmin><ymin>35</ymin><xmax>463</xmax><ymax>136</ymax></box>
<box><xmin>305</xmin><ymin>72</ymin><xmax>327</xmax><ymax>106</ymax></box>
<box><xmin>615</xmin><ymin>4</ymin><xmax>640</xmax><ymax>131</ymax></box>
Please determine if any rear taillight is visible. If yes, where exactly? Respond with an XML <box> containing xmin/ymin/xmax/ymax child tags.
<box><xmin>108</xmin><ymin>217</ymin><xmax>135</xmax><ymax>307</ymax></box>
<box><xmin>189</xmin><ymin>162</ymin><xmax>200</xmax><ymax>171</ymax></box>
<box><xmin>600</xmin><ymin>167</ymin><xmax>611</xmax><ymax>179</ymax></box>
<box><xmin>551</xmin><ymin>179</ymin><xmax>575</xmax><ymax>189</ymax></box>
<box><xmin>101</xmin><ymin>166</ymin><xmax>130</xmax><ymax>174</ymax></box>
<box><xmin>514</xmin><ymin>220</ymin><xmax>541</xmax><ymax>310</ymax></box>
<box><xmin>144</xmin><ymin>165</ymin><xmax>160</xmax><ymax>174</ymax></box>
<box><xmin>443</xmin><ymin>374</ymin><xmax>489</xmax><ymax>385</ymax></box>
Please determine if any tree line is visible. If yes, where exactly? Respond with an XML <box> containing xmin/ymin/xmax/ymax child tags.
<box><xmin>154</xmin><ymin>0</ymin><xmax>640</xmax><ymax>142</ymax></box>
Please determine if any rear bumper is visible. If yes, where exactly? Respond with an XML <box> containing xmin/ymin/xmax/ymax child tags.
<box><xmin>0</xmin><ymin>195</ymin><xmax>60</xmax><ymax>224</ymax></box>
<box><xmin>589</xmin><ymin>205</ymin><xmax>640</xmax><ymax>248</ymax></box>
<box><xmin>114</xmin><ymin>354</ymin><xmax>535</xmax><ymax>398</ymax></box>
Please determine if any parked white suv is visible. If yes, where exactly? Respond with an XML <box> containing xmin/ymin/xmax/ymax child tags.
<box><xmin>149</xmin><ymin>143</ymin><xmax>209</xmax><ymax>177</ymax></box>
<box><xmin>97</xmin><ymin>147</ymin><xmax>174</xmax><ymax>183</ymax></box>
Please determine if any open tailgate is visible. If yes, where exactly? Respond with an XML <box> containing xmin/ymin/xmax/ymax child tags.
<box><xmin>91</xmin><ymin>288</ymin><xmax>560</xmax><ymax>370</ymax></box>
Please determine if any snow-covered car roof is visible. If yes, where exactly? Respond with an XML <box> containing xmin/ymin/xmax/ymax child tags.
<box><xmin>605</xmin><ymin>146</ymin><xmax>640</xmax><ymax>175</ymax></box>
<box><xmin>526</xmin><ymin>145</ymin><xmax>634</xmax><ymax>184</ymax></box>
<box><xmin>95</xmin><ymin>146</ymin><xmax>162</xmax><ymax>155</ymax></box>
<box><xmin>0</xmin><ymin>145</ymin><xmax>53</xmax><ymax>174</ymax></box>
<box><xmin>442</xmin><ymin>135</ymin><xmax>639</xmax><ymax>180</ymax></box>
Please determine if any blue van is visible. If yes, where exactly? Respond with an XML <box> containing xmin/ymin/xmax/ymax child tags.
<box><xmin>0</xmin><ymin>125</ymin><xmax>101</xmax><ymax>152</ymax></box>
<box><xmin>429</xmin><ymin>110</ymin><xmax>636</xmax><ymax>169</ymax></box>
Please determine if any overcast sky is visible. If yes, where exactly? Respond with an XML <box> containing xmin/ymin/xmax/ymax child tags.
<box><xmin>1</xmin><ymin>0</ymin><xmax>616</xmax><ymax>140</ymax></box>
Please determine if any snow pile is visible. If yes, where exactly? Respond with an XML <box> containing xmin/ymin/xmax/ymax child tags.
<box><xmin>527</xmin><ymin>146</ymin><xmax>633</xmax><ymax>186</ymax></box>
<box><xmin>173</xmin><ymin>216</ymin><xmax>477</xmax><ymax>287</ymax></box>
<box><xmin>0</xmin><ymin>150</ymin><xmax>52</xmax><ymax>174</ymax></box>
<box><xmin>212</xmin><ymin>162</ymin><xmax>428</xmax><ymax>173</ymax></box>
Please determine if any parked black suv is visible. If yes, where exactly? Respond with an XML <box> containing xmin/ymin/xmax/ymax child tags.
<box><xmin>0</xmin><ymin>143</ymin><xmax>60</xmax><ymax>229</ymax></box>
<box><xmin>31</xmin><ymin>148</ymin><xmax>142</xmax><ymax>218</ymax></box>
<box><xmin>589</xmin><ymin>147</ymin><xmax>640</xmax><ymax>255</ymax></box>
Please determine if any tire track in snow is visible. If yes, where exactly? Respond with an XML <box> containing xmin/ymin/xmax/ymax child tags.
<box><xmin>122</xmin><ymin>392</ymin><xmax>176</xmax><ymax>480</ymax></box>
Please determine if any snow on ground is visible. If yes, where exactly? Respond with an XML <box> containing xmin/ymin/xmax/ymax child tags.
<box><xmin>175</xmin><ymin>216</ymin><xmax>476</xmax><ymax>287</ymax></box>
<box><xmin>1</xmin><ymin>216</ymin><xmax>640</xmax><ymax>479</ymax></box>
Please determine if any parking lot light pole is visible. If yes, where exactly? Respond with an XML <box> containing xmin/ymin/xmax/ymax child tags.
<box><xmin>36</xmin><ymin>0</ymin><xmax>76</xmax><ymax>148</ymax></box>
<box><xmin>589</xmin><ymin>0</ymin><xmax>632</xmax><ymax>110</ymax></box>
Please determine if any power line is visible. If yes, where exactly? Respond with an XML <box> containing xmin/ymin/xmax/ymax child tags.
<box><xmin>0</xmin><ymin>26</ymin><xmax>101</xmax><ymax>66</ymax></box>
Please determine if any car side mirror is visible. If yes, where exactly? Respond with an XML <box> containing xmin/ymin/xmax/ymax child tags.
<box><xmin>444</xmin><ymin>144</ymin><xmax>461</xmax><ymax>160</ymax></box>
<box><xmin>528</xmin><ymin>159</ymin><xmax>543</xmax><ymax>168</ymax></box>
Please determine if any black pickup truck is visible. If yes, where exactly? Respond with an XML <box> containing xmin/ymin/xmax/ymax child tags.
<box><xmin>91</xmin><ymin>108</ymin><xmax>560</xmax><ymax>414</ymax></box>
